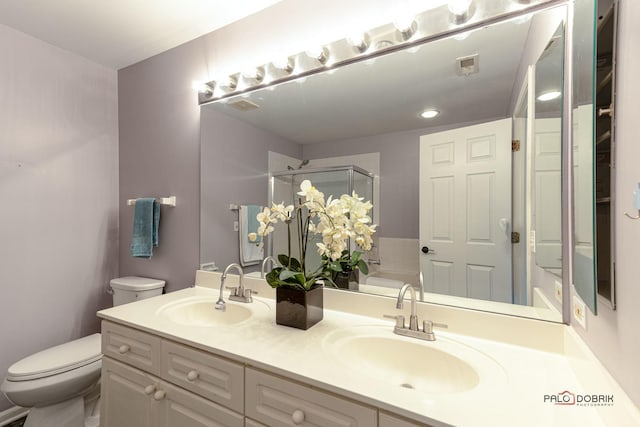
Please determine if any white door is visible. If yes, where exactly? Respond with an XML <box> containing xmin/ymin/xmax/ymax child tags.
<box><xmin>419</xmin><ymin>118</ymin><xmax>513</xmax><ymax>303</ymax></box>
<box><xmin>533</xmin><ymin>117</ymin><xmax>563</xmax><ymax>274</ymax></box>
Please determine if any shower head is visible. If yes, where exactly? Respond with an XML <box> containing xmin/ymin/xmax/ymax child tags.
<box><xmin>298</xmin><ymin>160</ymin><xmax>309</xmax><ymax>169</ymax></box>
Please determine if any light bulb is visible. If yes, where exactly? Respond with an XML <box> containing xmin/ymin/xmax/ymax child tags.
<box><xmin>448</xmin><ymin>0</ymin><xmax>472</xmax><ymax>16</ymax></box>
<box><xmin>537</xmin><ymin>91</ymin><xmax>561</xmax><ymax>102</ymax></box>
<box><xmin>420</xmin><ymin>109</ymin><xmax>440</xmax><ymax>119</ymax></box>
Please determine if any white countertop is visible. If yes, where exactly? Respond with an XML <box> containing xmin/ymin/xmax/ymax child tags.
<box><xmin>97</xmin><ymin>274</ymin><xmax>640</xmax><ymax>427</ymax></box>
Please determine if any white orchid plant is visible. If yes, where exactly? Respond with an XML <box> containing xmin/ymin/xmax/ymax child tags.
<box><xmin>256</xmin><ymin>179</ymin><xmax>377</xmax><ymax>291</ymax></box>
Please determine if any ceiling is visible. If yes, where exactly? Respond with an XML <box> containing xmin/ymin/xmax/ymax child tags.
<box><xmin>204</xmin><ymin>12</ymin><xmax>564</xmax><ymax>145</ymax></box>
<box><xmin>0</xmin><ymin>0</ymin><xmax>282</xmax><ymax>69</ymax></box>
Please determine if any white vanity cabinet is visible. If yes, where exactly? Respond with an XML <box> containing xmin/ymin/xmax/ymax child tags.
<box><xmin>101</xmin><ymin>357</ymin><xmax>243</xmax><ymax>427</ymax></box>
<box><xmin>100</xmin><ymin>320</ymin><xmax>435</xmax><ymax>427</ymax></box>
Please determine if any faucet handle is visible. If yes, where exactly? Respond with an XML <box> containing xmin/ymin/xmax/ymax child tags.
<box><xmin>423</xmin><ymin>320</ymin><xmax>448</xmax><ymax>333</ymax></box>
<box><xmin>383</xmin><ymin>314</ymin><xmax>406</xmax><ymax>329</ymax></box>
<box><xmin>225</xmin><ymin>286</ymin><xmax>239</xmax><ymax>296</ymax></box>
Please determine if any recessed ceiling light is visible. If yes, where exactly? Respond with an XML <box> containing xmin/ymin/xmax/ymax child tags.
<box><xmin>420</xmin><ymin>109</ymin><xmax>440</xmax><ymax>119</ymax></box>
<box><xmin>537</xmin><ymin>90</ymin><xmax>561</xmax><ymax>101</ymax></box>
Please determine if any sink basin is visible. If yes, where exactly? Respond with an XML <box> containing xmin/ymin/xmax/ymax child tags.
<box><xmin>323</xmin><ymin>326</ymin><xmax>505</xmax><ymax>394</ymax></box>
<box><xmin>156</xmin><ymin>296</ymin><xmax>269</xmax><ymax>327</ymax></box>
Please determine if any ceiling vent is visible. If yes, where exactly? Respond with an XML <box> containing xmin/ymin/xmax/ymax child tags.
<box><xmin>456</xmin><ymin>54</ymin><xmax>479</xmax><ymax>76</ymax></box>
<box><xmin>228</xmin><ymin>99</ymin><xmax>259</xmax><ymax>112</ymax></box>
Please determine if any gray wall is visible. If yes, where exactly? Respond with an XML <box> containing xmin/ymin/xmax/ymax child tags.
<box><xmin>0</xmin><ymin>25</ymin><xmax>118</xmax><ymax>411</ymax></box>
<box><xmin>200</xmin><ymin>108</ymin><xmax>300</xmax><ymax>269</ymax></box>
<box><xmin>117</xmin><ymin>0</ymin><xmax>640</xmax><ymax>406</ymax></box>
<box><xmin>303</xmin><ymin>119</ymin><xmax>497</xmax><ymax>239</ymax></box>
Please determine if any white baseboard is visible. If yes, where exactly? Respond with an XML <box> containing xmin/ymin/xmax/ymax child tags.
<box><xmin>0</xmin><ymin>406</ymin><xmax>28</xmax><ymax>426</ymax></box>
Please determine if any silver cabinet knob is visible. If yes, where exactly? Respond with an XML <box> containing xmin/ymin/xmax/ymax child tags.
<box><xmin>118</xmin><ymin>344</ymin><xmax>130</xmax><ymax>354</ymax></box>
<box><xmin>144</xmin><ymin>385</ymin><xmax>156</xmax><ymax>395</ymax></box>
<box><xmin>292</xmin><ymin>409</ymin><xmax>305</xmax><ymax>424</ymax></box>
<box><xmin>153</xmin><ymin>390</ymin><xmax>166</xmax><ymax>401</ymax></box>
<box><xmin>186</xmin><ymin>370</ymin><xmax>199</xmax><ymax>381</ymax></box>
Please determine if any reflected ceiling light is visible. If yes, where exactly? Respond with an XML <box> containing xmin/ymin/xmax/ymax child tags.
<box><xmin>347</xmin><ymin>33</ymin><xmax>370</xmax><ymax>53</ymax></box>
<box><xmin>537</xmin><ymin>90</ymin><xmax>561</xmax><ymax>101</ymax></box>
<box><xmin>420</xmin><ymin>109</ymin><xmax>440</xmax><ymax>119</ymax></box>
<box><xmin>272</xmin><ymin>56</ymin><xmax>294</xmax><ymax>73</ymax></box>
<box><xmin>448</xmin><ymin>0</ymin><xmax>473</xmax><ymax>24</ymax></box>
<box><xmin>306</xmin><ymin>46</ymin><xmax>330</xmax><ymax>65</ymax></box>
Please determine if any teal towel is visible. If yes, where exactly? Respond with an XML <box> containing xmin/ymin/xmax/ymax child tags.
<box><xmin>130</xmin><ymin>198</ymin><xmax>160</xmax><ymax>258</ymax></box>
<box><xmin>247</xmin><ymin>205</ymin><xmax>262</xmax><ymax>243</ymax></box>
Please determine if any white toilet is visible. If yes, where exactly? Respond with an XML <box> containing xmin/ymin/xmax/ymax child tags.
<box><xmin>1</xmin><ymin>276</ymin><xmax>165</xmax><ymax>427</ymax></box>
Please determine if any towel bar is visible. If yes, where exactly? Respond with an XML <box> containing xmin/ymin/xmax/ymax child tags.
<box><xmin>127</xmin><ymin>196</ymin><xmax>176</xmax><ymax>207</ymax></box>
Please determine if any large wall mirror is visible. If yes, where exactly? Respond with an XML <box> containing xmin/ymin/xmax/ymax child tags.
<box><xmin>200</xmin><ymin>2</ymin><xmax>578</xmax><ymax>323</ymax></box>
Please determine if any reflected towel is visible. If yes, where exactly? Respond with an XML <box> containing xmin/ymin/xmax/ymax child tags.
<box><xmin>246</xmin><ymin>205</ymin><xmax>262</xmax><ymax>243</ymax></box>
<box><xmin>130</xmin><ymin>198</ymin><xmax>160</xmax><ymax>259</ymax></box>
<box><xmin>239</xmin><ymin>205</ymin><xmax>263</xmax><ymax>266</ymax></box>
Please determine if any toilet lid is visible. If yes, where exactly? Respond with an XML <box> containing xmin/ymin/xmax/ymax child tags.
<box><xmin>7</xmin><ymin>334</ymin><xmax>102</xmax><ymax>381</ymax></box>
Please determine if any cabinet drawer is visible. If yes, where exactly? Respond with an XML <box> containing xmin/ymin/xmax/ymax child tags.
<box><xmin>245</xmin><ymin>368</ymin><xmax>377</xmax><ymax>427</ymax></box>
<box><xmin>162</xmin><ymin>340</ymin><xmax>244</xmax><ymax>413</ymax></box>
<box><xmin>102</xmin><ymin>321</ymin><xmax>161</xmax><ymax>375</ymax></box>
<box><xmin>162</xmin><ymin>382</ymin><xmax>243</xmax><ymax>427</ymax></box>
<box><xmin>379</xmin><ymin>412</ymin><xmax>432</xmax><ymax>427</ymax></box>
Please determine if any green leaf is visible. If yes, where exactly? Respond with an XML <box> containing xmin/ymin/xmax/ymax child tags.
<box><xmin>277</xmin><ymin>254</ymin><xmax>290</xmax><ymax>267</ymax></box>
<box><xmin>357</xmin><ymin>259</ymin><xmax>369</xmax><ymax>275</ymax></box>
<box><xmin>265</xmin><ymin>268</ymin><xmax>283</xmax><ymax>289</ymax></box>
<box><xmin>279</xmin><ymin>269</ymin><xmax>306</xmax><ymax>285</ymax></box>
<box><xmin>351</xmin><ymin>251</ymin><xmax>362</xmax><ymax>264</ymax></box>
<box><xmin>288</xmin><ymin>257</ymin><xmax>302</xmax><ymax>271</ymax></box>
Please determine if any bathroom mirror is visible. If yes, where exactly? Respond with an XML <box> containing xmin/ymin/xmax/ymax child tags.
<box><xmin>200</xmin><ymin>3</ymin><xmax>573</xmax><ymax>322</ymax></box>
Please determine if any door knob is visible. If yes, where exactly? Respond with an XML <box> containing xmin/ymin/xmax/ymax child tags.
<box><xmin>421</xmin><ymin>246</ymin><xmax>436</xmax><ymax>254</ymax></box>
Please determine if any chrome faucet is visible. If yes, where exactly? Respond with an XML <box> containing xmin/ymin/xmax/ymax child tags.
<box><xmin>396</xmin><ymin>283</ymin><xmax>418</xmax><ymax>330</ymax></box>
<box><xmin>216</xmin><ymin>263</ymin><xmax>254</xmax><ymax>310</ymax></box>
<box><xmin>384</xmin><ymin>283</ymin><xmax>447</xmax><ymax>341</ymax></box>
<box><xmin>261</xmin><ymin>256</ymin><xmax>279</xmax><ymax>278</ymax></box>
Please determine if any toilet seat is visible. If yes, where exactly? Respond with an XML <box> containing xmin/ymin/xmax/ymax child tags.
<box><xmin>7</xmin><ymin>334</ymin><xmax>102</xmax><ymax>382</ymax></box>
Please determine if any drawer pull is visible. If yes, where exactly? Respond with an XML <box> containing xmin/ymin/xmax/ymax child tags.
<box><xmin>144</xmin><ymin>385</ymin><xmax>156</xmax><ymax>395</ymax></box>
<box><xmin>118</xmin><ymin>344</ymin><xmax>130</xmax><ymax>354</ymax></box>
<box><xmin>153</xmin><ymin>390</ymin><xmax>166</xmax><ymax>401</ymax></box>
<box><xmin>186</xmin><ymin>370</ymin><xmax>199</xmax><ymax>381</ymax></box>
<box><xmin>292</xmin><ymin>409</ymin><xmax>305</xmax><ymax>424</ymax></box>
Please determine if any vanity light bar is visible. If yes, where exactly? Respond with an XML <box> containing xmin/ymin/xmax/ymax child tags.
<box><xmin>197</xmin><ymin>0</ymin><xmax>559</xmax><ymax>105</ymax></box>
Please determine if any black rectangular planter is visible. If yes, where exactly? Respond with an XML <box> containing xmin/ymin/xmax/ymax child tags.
<box><xmin>275</xmin><ymin>285</ymin><xmax>323</xmax><ymax>330</ymax></box>
<box><xmin>334</xmin><ymin>270</ymin><xmax>359</xmax><ymax>291</ymax></box>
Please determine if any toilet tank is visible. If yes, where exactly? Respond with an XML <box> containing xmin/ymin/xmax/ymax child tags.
<box><xmin>110</xmin><ymin>276</ymin><xmax>165</xmax><ymax>306</ymax></box>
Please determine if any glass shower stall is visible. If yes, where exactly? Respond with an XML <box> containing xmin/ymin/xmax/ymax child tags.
<box><xmin>268</xmin><ymin>165</ymin><xmax>374</xmax><ymax>274</ymax></box>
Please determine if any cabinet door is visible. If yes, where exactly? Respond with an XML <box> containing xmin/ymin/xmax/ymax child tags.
<box><xmin>245</xmin><ymin>418</ymin><xmax>268</xmax><ymax>427</ymax></box>
<box><xmin>245</xmin><ymin>368</ymin><xmax>377</xmax><ymax>427</ymax></box>
<box><xmin>159</xmin><ymin>382</ymin><xmax>243</xmax><ymax>427</ymax></box>
<box><xmin>101</xmin><ymin>357</ymin><xmax>161</xmax><ymax>427</ymax></box>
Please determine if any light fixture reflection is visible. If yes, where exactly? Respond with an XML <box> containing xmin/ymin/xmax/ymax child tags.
<box><xmin>537</xmin><ymin>90</ymin><xmax>561</xmax><ymax>101</ymax></box>
<box><xmin>347</xmin><ymin>33</ymin><xmax>370</xmax><ymax>53</ymax></box>
<box><xmin>218</xmin><ymin>75</ymin><xmax>238</xmax><ymax>91</ymax></box>
<box><xmin>306</xmin><ymin>46</ymin><xmax>329</xmax><ymax>65</ymax></box>
<box><xmin>420</xmin><ymin>109</ymin><xmax>440</xmax><ymax>119</ymax></box>
<box><xmin>272</xmin><ymin>57</ymin><xmax>294</xmax><ymax>73</ymax></box>
<box><xmin>242</xmin><ymin>66</ymin><xmax>265</xmax><ymax>83</ymax></box>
